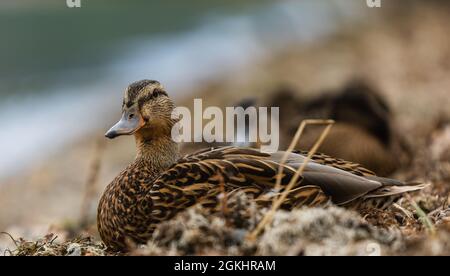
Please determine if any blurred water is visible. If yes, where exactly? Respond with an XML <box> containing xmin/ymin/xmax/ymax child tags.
<box><xmin>0</xmin><ymin>1</ymin><xmax>366</xmax><ymax>179</ymax></box>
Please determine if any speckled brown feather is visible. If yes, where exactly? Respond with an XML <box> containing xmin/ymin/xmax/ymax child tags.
<box><xmin>294</xmin><ymin>150</ymin><xmax>376</xmax><ymax>177</ymax></box>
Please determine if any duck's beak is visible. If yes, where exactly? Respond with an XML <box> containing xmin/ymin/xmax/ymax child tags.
<box><xmin>105</xmin><ymin>109</ymin><xmax>144</xmax><ymax>139</ymax></box>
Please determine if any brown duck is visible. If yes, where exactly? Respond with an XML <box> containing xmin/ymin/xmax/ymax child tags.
<box><xmin>98</xmin><ymin>80</ymin><xmax>426</xmax><ymax>251</ymax></box>
<box><xmin>263</xmin><ymin>81</ymin><xmax>412</xmax><ymax>176</ymax></box>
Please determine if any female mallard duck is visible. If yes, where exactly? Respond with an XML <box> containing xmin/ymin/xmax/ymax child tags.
<box><xmin>98</xmin><ymin>80</ymin><xmax>426</xmax><ymax>251</ymax></box>
<box><xmin>265</xmin><ymin>81</ymin><xmax>413</xmax><ymax>176</ymax></box>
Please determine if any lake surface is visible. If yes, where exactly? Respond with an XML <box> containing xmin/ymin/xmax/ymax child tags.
<box><xmin>0</xmin><ymin>0</ymin><xmax>366</xmax><ymax>179</ymax></box>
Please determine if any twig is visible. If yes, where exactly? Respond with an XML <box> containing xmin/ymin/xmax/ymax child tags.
<box><xmin>3</xmin><ymin>248</ymin><xmax>13</xmax><ymax>256</ymax></box>
<box><xmin>0</xmin><ymin>231</ymin><xmax>18</xmax><ymax>248</ymax></box>
<box><xmin>273</xmin><ymin>119</ymin><xmax>335</xmax><ymax>192</ymax></box>
<box><xmin>248</xmin><ymin>119</ymin><xmax>334</xmax><ymax>240</ymax></box>
<box><xmin>49</xmin><ymin>235</ymin><xmax>58</xmax><ymax>245</ymax></box>
<box><xmin>392</xmin><ymin>203</ymin><xmax>414</xmax><ymax>219</ymax></box>
<box><xmin>405</xmin><ymin>194</ymin><xmax>436</xmax><ymax>235</ymax></box>
<box><xmin>79</xmin><ymin>136</ymin><xmax>106</xmax><ymax>227</ymax></box>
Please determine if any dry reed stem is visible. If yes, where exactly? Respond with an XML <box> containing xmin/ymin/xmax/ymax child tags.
<box><xmin>79</xmin><ymin>137</ymin><xmax>106</xmax><ymax>227</ymax></box>
<box><xmin>248</xmin><ymin>119</ymin><xmax>334</xmax><ymax>240</ymax></box>
<box><xmin>392</xmin><ymin>203</ymin><xmax>414</xmax><ymax>219</ymax></box>
<box><xmin>273</xmin><ymin>119</ymin><xmax>335</xmax><ymax>192</ymax></box>
<box><xmin>0</xmin><ymin>231</ymin><xmax>18</xmax><ymax>248</ymax></box>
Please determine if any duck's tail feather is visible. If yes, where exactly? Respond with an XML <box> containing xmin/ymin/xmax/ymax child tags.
<box><xmin>363</xmin><ymin>182</ymin><xmax>429</xmax><ymax>199</ymax></box>
<box><xmin>365</xmin><ymin>175</ymin><xmax>406</xmax><ymax>186</ymax></box>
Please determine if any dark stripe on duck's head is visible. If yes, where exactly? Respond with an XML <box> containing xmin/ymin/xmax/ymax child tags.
<box><xmin>123</xmin><ymin>80</ymin><xmax>165</xmax><ymax>108</ymax></box>
<box><xmin>137</xmin><ymin>88</ymin><xmax>168</xmax><ymax>109</ymax></box>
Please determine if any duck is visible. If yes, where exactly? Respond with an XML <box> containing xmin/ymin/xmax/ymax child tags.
<box><xmin>97</xmin><ymin>79</ymin><xmax>425</xmax><ymax>251</ymax></box>
<box><xmin>263</xmin><ymin>81</ymin><xmax>412</xmax><ymax>176</ymax></box>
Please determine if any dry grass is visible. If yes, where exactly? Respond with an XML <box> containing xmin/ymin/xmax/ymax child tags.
<box><xmin>249</xmin><ymin>120</ymin><xmax>334</xmax><ymax>240</ymax></box>
<box><xmin>79</xmin><ymin>138</ymin><xmax>106</xmax><ymax>228</ymax></box>
<box><xmin>2</xmin><ymin>232</ymin><xmax>111</xmax><ymax>256</ymax></box>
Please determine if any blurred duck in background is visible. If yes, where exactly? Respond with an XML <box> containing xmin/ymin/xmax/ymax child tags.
<box><xmin>265</xmin><ymin>80</ymin><xmax>413</xmax><ymax>176</ymax></box>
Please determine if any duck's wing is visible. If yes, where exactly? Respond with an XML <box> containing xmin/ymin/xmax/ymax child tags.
<box><xmin>151</xmin><ymin>147</ymin><xmax>426</xmax><ymax>214</ymax></box>
<box><xmin>274</xmin><ymin>150</ymin><xmax>428</xmax><ymax>205</ymax></box>
<box><xmin>267</xmin><ymin>150</ymin><xmax>385</xmax><ymax>205</ymax></box>
<box><xmin>150</xmin><ymin>147</ymin><xmax>290</xmax><ymax>195</ymax></box>
<box><xmin>149</xmin><ymin>147</ymin><xmax>389</xmax><ymax>210</ymax></box>
<box><xmin>293</xmin><ymin>150</ymin><xmax>376</xmax><ymax>177</ymax></box>
<box><xmin>147</xmin><ymin>147</ymin><xmax>320</xmax><ymax>221</ymax></box>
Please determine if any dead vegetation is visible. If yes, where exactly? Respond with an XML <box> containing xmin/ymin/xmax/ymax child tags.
<box><xmin>5</xmin><ymin>188</ymin><xmax>449</xmax><ymax>256</ymax></box>
<box><xmin>1</xmin><ymin>232</ymin><xmax>111</xmax><ymax>256</ymax></box>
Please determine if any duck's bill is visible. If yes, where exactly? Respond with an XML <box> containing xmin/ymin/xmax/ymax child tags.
<box><xmin>105</xmin><ymin>110</ymin><xmax>144</xmax><ymax>139</ymax></box>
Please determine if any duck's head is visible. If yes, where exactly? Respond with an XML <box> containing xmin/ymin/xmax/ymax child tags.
<box><xmin>105</xmin><ymin>80</ymin><xmax>175</xmax><ymax>139</ymax></box>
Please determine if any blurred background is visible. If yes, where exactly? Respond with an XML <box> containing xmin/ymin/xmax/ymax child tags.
<box><xmin>1</xmin><ymin>0</ymin><xmax>450</xmax><ymax>252</ymax></box>
<box><xmin>0</xmin><ymin>0</ymin><xmax>364</xmax><ymax>178</ymax></box>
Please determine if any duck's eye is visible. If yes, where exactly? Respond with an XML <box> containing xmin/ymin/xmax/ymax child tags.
<box><xmin>128</xmin><ymin>113</ymin><xmax>135</xmax><ymax>120</ymax></box>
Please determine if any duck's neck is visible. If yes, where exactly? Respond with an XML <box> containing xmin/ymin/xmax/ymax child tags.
<box><xmin>134</xmin><ymin>129</ymin><xmax>179</xmax><ymax>173</ymax></box>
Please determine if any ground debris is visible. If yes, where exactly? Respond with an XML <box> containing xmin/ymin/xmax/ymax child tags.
<box><xmin>257</xmin><ymin>207</ymin><xmax>403</xmax><ymax>256</ymax></box>
<box><xmin>3</xmin><ymin>233</ymin><xmax>111</xmax><ymax>256</ymax></box>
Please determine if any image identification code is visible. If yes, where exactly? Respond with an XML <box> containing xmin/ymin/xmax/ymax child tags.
<box><xmin>174</xmin><ymin>260</ymin><xmax>276</xmax><ymax>273</ymax></box>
